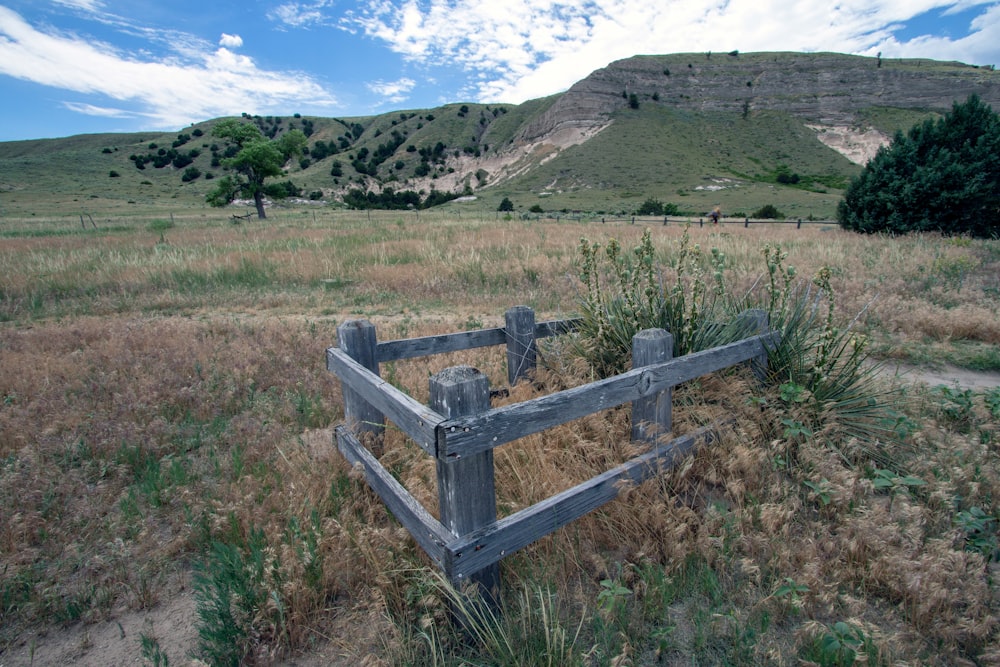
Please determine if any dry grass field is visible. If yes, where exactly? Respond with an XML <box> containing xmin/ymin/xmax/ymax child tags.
<box><xmin>1</xmin><ymin>209</ymin><xmax>998</xmax><ymax>665</ymax></box>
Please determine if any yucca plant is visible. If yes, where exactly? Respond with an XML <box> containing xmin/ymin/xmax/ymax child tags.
<box><xmin>572</xmin><ymin>229</ymin><xmax>906</xmax><ymax>465</ymax></box>
<box><xmin>574</xmin><ymin>227</ymin><xmax>749</xmax><ymax>376</ymax></box>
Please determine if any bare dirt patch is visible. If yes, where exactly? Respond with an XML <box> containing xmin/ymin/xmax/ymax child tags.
<box><xmin>883</xmin><ymin>361</ymin><xmax>1000</xmax><ymax>389</ymax></box>
<box><xmin>2</xmin><ymin>588</ymin><xmax>198</xmax><ymax>667</ymax></box>
<box><xmin>807</xmin><ymin>124</ymin><xmax>890</xmax><ymax>165</ymax></box>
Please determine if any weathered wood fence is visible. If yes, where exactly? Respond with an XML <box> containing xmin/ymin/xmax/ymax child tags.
<box><xmin>326</xmin><ymin>305</ymin><xmax>777</xmax><ymax>605</ymax></box>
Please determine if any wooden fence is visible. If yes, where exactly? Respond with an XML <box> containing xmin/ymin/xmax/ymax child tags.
<box><xmin>519</xmin><ymin>213</ymin><xmax>836</xmax><ymax>228</ymax></box>
<box><xmin>326</xmin><ymin>306</ymin><xmax>777</xmax><ymax>605</ymax></box>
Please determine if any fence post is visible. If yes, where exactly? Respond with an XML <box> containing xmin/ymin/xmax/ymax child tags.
<box><xmin>505</xmin><ymin>305</ymin><xmax>537</xmax><ymax>386</ymax></box>
<box><xmin>737</xmin><ymin>309</ymin><xmax>771</xmax><ymax>382</ymax></box>
<box><xmin>631</xmin><ymin>328</ymin><xmax>674</xmax><ymax>443</ymax></box>
<box><xmin>337</xmin><ymin>319</ymin><xmax>386</xmax><ymax>454</ymax></box>
<box><xmin>745</xmin><ymin>218</ymin><xmax>749</xmax><ymax>228</ymax></box>
<box><xmin>431</xmin><ymin>366</ymin><xmax>499</xmax><ymax>609</ymax></box>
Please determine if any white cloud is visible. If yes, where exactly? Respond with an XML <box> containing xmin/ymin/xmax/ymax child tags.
<box><xmin>52</xmin><ymin>0</ymin><xmax>104</xmax><ymax>11</ymax></box>
<box><xmin>0</xmin><ymin>6</ymin><xmax>338</xmax><ymax>129</ymax></box>
<box><xmin>348</xmin><ymin>0</ymin><xmax>1000</xmax><ymax>104</ymax></box>
<box><xmin>268</xmin><ymin>1</ymin><xmax>336</xmax><ymax>28</ymax></box>
<box><xmin>366</xmin><ymin>77</ymin><xmax>417</xmax><ymax>103</ymax></box>
<box><xmin>869</xmin><ymin>2</ymin><xmax>1000</xmax><ymax>65</ymax></box>
<box><xmin>62</xmin><ymin>101</ymin><xmax>133</xmax><ymax>118</ymax></box>
<box><xmin>219</xmin><ymin>33</ymin><xmax>243</xmax><ymax>48</ymax></box>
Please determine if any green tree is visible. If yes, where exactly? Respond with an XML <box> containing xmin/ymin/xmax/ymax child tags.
<box><xmin>636</xmin><ymin>197</ymin><xmax>664</xmax><ymax>215</ymax></box>
<box><xmin>206</xmin><ymin>119</ymin><xmax>307</xmax><ymax>219</ymax></box>
<box><xmin>498</xmin><ymin>197</ymin><xmax>514</xmax><ymax>212</ymax></box>
<box><xmin>838</xmin><ymin>95</ymin><xmax>1000</xmax><ymax>238</ymax></box>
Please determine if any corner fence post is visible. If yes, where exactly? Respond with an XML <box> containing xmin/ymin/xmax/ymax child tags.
<box><xmin>631</xmin><ymin>328</ymin><xmax>674</xmax><ymax>443</ymax></box>
<box><xmin>337</xmin><ymin>319</ymin><xmax>386</xmax><ymax>455</ymax></box>
<box><xmin>505</xmin><ymin>305</ymin><xmax>537</xmax><ymax>386</ymax></box>
<box><xmin>431</xmin><ymin>366</ymin><xmax>500</xmax><ymax>610</ymax></box>
<box><xmin>737</xmin><ymin>309</ymin><xmax>771</xmax><ymax>383</ymax></box>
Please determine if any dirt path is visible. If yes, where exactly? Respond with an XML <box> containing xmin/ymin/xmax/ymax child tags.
<box><xmin>881</xmin><ymin>361</ymin><xmax>1000</xmax><ymax>390</ymax></box>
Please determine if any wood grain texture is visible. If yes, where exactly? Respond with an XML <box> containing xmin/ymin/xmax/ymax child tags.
<box><xmin>327</xmin><ymin>346</ymin><xmax>443</xmax><ymax>454</ymax></box>
<box><xmin>445</xmin><ymin>423</ymin><xmax>724</xmax><ymax>579</ymax></box>
<box><xmin>438</xmin><ymin>333</ymin><xmax>778</xmax><ymax>459</ymax></box>
<box><xmin>335</xmin><ymin>426</ymin><xmax>450</xmax><ymax>569</ymax></box>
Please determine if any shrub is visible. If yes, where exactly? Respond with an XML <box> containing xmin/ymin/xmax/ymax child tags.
<box><xmin>636</xmin><ymin>198</ymin><xmax>664</xmax><ymax>216</ymax></box>
<box><xmin>838</xmin><ymin>94</ymin><xmax>1000</xmax><ymax>238</ymax></box>
<box><xmin>752</xmin><ymin>204</ymin><xmax>785</xmax><ymax>219</ymax></box>
<box><xmin>529</xmin><ymin>204</ymin><xmax>544</xmax><ymax>213</ymax></box>
<box><xmin>182</xmin><ymin>166</ymin><xmax>202</xmax><ymax>182</ymax></box>
<box><xmin>572</xmin><ymin>227</ymin><xmax>899</xmax><ymax>460</ymax></box>
<box><xmin>497</xmin><ymin>197</ymin><xmax>514</xmax><ymax>212</ymax></box>
<box><xmin>109</xmin><ymin>170</ymin><xmax>120</xmax><ymax>178</ymax></box>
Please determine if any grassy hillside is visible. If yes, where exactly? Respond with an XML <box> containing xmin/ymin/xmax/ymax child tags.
<box><xmin>0</xmin><ymin>106</ymin><xmax>864</xmax><ymax>219</ymax></box>
<box><xmin>0</xmin><ymin>50</ymin><xmax>983</xmax><ymax>219</ymax></box>
<box><xmin>492</xmin><ymin>106</ymin><xmax>862</xmax><ymax>217</ymax></box>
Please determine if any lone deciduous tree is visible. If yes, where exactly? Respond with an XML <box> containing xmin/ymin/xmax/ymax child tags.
<box><xmin>206</xmin><ymin>119</ymin><xmax>307</xmax><ymax>219</ymax></box>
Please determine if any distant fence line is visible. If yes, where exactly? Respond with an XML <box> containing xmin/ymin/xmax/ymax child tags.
<box><xmin>327</xmin><ymin>305</ymin><xmax>778</xmax><ymax>612</ymax></box>
<box><xmin>514</xmin><ymin>213</ymin><xmax>838</xmax><ymax>228</ymax></box>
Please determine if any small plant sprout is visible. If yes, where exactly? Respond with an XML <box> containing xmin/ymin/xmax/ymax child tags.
<box><xmin>773</xmin><ymin>577</ymin><xmax>809</xmax><ymax>608</ymax></box>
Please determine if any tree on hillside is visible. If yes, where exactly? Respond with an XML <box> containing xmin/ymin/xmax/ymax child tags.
<box><xmin>837</xmin><ymin>95</ymin><xmax>1000</xmax><ymax>238</ymax></box>
<box><xmin>206</xmin><ymin>119</ymin><xmax>307</xmax><ymax>219</ymax></box>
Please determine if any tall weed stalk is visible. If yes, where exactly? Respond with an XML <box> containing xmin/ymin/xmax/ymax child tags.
<box><xmin>573</xmin><ymin>228</ymin><xmax>903</xmax><ymax>462</ymax></box>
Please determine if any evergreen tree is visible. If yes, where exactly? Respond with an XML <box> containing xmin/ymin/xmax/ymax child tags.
<box><xmin>838</xmin><ymin>95</ymin><xmax>1000</xmax><ymax>238</ymax></box>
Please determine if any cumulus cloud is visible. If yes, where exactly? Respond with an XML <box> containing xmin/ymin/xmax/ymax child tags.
<box><xmin>0</xmin><ymin>6</ymin><xmax>337</xmax><ymax>129</ymax></box>
<box><xmin>219</xmin><ymin>33</ymin><xmax>243</xmax><ymax>48</ymax></box>
<box><xmin>347</xmin><ymin>0</ymin><xmax>1000</xmax><ymax>104</ymax></box>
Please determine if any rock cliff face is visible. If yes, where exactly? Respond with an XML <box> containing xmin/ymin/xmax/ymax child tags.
<box><xmin>518</xmin><ymin>52</ymin><xmax>1000</xmax><ymax>143</ymax></box>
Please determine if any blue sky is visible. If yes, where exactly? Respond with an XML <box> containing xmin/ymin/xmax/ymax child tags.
<box><xmin>1</xmin><ymin>0</ymin><xmax>998</xmax><ymax>141</ymax></box>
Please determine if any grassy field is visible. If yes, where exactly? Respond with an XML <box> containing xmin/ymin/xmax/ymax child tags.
<box><xmin>1</xmin><ymin>208</ymin><xmax>998</xmax><ymax>665</ymax></box>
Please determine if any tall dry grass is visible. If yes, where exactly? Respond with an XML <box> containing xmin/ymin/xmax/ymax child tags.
<box><xmin>1</xmin><ymin>211</ymin><xmax>998</xmax><ymax>664</ymax></box>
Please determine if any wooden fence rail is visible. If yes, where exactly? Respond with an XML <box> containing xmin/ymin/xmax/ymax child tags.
<box><xmin>327</xmin><ymin>306</ymin><xmax>777</xmax><ymax>606</ymax></box>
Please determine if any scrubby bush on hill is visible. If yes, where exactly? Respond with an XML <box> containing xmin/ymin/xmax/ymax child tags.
<box><xmin>342</xmin><ymin>187</ymin><xmax>460</xmax><ymax>210</ymax></box>
<box><xmin>838</xmin><ymin>94</ymin><xmax>1000</xmax><ymax>238</ymax></box>
<box><xmin>753</xmin><ymin>204</ymin><xmax>785</xmax><ymax>219</ymax></box>
<box><xmin>636</xmin><ymin>198</ymin><xmax>680</xmax><ymax>216</ymax></box>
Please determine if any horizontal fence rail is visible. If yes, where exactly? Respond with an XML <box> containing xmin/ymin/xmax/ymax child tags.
<box><xmin>327</xmin><ymin>305</ymin><xmax>777</xmax><ymax>611</ymax></box>
<box><xmin>435</xmin><ymin>333</ymin><xmax>777</xmax><ymax>460</ymax></box>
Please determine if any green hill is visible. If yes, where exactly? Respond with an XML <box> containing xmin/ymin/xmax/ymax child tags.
<box><xmin>2</xmin><ymin>52</ymin><xmax>998</xmax><ymax>219</ymax></box>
